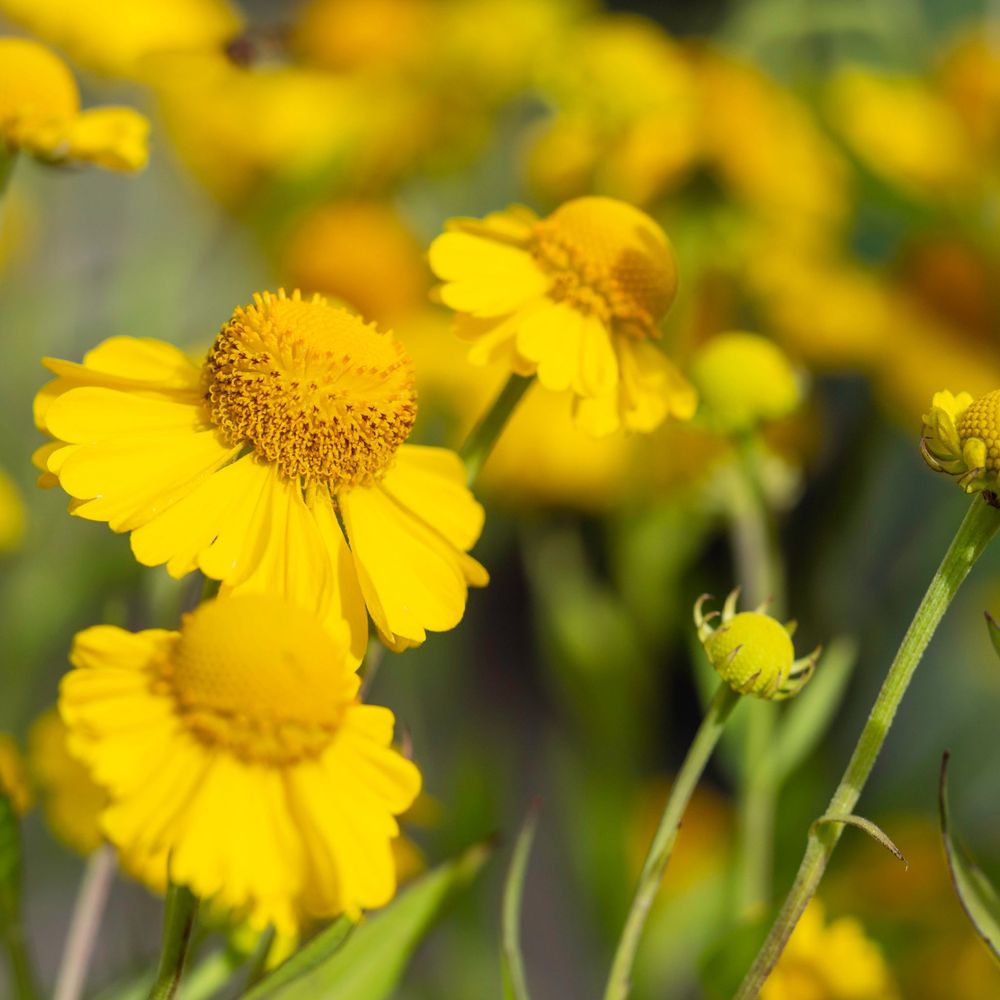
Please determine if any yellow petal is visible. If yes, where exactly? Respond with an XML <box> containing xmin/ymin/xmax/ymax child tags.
<box><xmin>380</xmin><ymin>446</ymin><xmax>484</xmax><ymax>551</ymax></box>
<box><xmin>64</xmin><ymin>106</ymin><xmax>149</xmax><ymax>172</ymax></box>
<box><xmin>620</xmin><ymin>339</ymin><xmax>697</xmax><ymax>431</ymax></box>
<box><xmin>514</xmin><ymin>301</ymin><xmax>585</xmax><ymax>392</ymax></box>
<box><xmin>578</xmin><ymin>313</ymin><xmax>618</xmax><ymax>397</ymax></box>
<box><xmin>44</xmin><ymin>388</ymin><xmax>207</xmax><ymax>444</ymax></box>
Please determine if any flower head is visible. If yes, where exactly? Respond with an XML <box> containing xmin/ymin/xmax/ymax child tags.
<box><xmin>695</xmin><ymin>590</ymin><xmax>818</xmax><ymax>700</ymax></box>
<box><xmin>60</xmin><ymin>594</ymin><xmax>421</xmax><ymax>933</ymax></box>
<box><xmin>0</xmin><ymin>37</ymin><xmax>149</xmax><ymax>171</ymax></box>
<box><xmin>761</xmin><ymin>901</ymin><xmax>898</xmax><ymax>1000</ymax></box>
<box><xmin>35</xmin><ymin>289</ymin><xmax>487</xmax><ymax>656</ymax></box>
<box><xmin>429</xmin><ymin>195</ymin><xmax>695</xmax><ymax>436</ymax></box>
<box><xmin>690</xmin><ymin>331</ymin><xmax>802</xmax><ymax>435</ymax></box>
<box><xmin>920</xmin><ymin>389</ymin><xmax>1000</xmax><ymax>493</ymax></box>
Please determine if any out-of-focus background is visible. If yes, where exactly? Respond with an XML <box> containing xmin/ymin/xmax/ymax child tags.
<box><xmin>3</xmin><ymin>0</ymin><xmax>1000</xmax><ymax>997</ymax></box>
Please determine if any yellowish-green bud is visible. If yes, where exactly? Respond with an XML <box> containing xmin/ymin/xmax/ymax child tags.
<box><xmin>921</xmin><ymin>389</ymin><xmax>1000</xmax><ymax>494</ymax></box>
<box><xmin>694</xmin><ymin>590</ymin><xmax>819</xmax><ymax>700</ymax></box>
<box><xmin>689</xmin><ymin>331</ymin><xmax>802</xmax><ymax>435</ymax></box>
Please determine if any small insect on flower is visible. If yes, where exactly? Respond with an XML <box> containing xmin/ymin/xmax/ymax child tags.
<box><xmin>695</xmin><ymin>590</ymin><xmax>820</xmax><ymax>700</ymax></box>
<box><xmin>921</xmin><ymin>389</ymin><xmax>1000</xmax><ymax>495</ymax></box>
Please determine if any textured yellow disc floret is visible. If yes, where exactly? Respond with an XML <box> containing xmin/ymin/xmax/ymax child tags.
<box><xmin>165</xmin><ymin>595</ymin><xmax>356</xmax><ymax>764</ymax></box>
<box><xmin>531</xmin><ymin>196</ymin><xmax>678</xmax><ymax>337</ymax></box>
<box><xmin>705</xmin><ymin>612</ymin><xmax>794</xmax><ymax>697</ymax></box>
<box><xmin>956</xmin><ymin>389</ymin><xmax>1000</xmax><ymax>473</ymax></box>
<box><xmin>0</xmin><ymin>37</ymin><xmax>80</xmax><ymax>136</ymax></box>
<box><xmin>203</xmin><ymin>289</ymin><xmax>417</xmax><ymax>489</ymax></box>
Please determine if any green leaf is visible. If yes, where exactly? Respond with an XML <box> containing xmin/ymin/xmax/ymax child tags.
<box><xmin>939</xmin><ymin>753</ymin><xmax>1000</xmax><ymax>964</ymax></box>
<box><xmin>502</xmin><ymin>804</ymin><xmax>538</xmax><ymax>1000</ymax></box>
<box><xmin>243</xmin><ymin>919</ymin><xmax>353</xmax><ymax>999</ymax></box>
<box><xmin>984</xmin><ymin>612</ymin><xmax>1000</xmax><ymax>663</ymax></box>
<box><xmin>0</xmin><ymin>790</ymin><xmax>21</xmax><ymax>918</ymax></box>
<box><xmin>246</xmin><ymin>842</ymin><xmax>492</xmax><ymax>999</ymax></box>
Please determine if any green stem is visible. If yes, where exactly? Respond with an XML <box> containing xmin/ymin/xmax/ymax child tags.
<box><xmin>0</xmin><ymin>149</ymin><xmax>16</xmax><ymax>204</ymax></box>
<box><xmin>604</xmin><ymin>682</ymin><xmax>741</xmax><ymax>1000</ymax></box>
<box><xmin>146</xmin><ymin>883</ymin><xmax>199</xmax><ymax>1000</ymax></box>
<box><xmin>2</xmin><ymin>920</ymin><xmax>39</xmax><ymax>1000</ymax></box>
<box><xmin>459</xmin><ymin>374</ymin><xmax>533</xmax><ymax>485</ymax></box>
<box><xmin>729</xmin><ymin>435</ymin><xmax>785</xmax><ymax>918</ymax></box>
<box><xmin>735</xmin><ymin>494</ymin><xmax>1000</xmax><ymax>999</ymax></box>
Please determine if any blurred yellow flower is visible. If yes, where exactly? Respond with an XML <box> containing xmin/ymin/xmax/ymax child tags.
<box><xmin>0</xmin><ymin>467</ymin><xmax>26</xmax><ymax>552</ymax></box>
<box><xmin>61</xmin><ymin>594</ymin><xmax>422</xmax><ymax>933</ymax></box>
<box><xmin>762</xmin><ymin>901</ymin><xmax>898</xmax><ymax>1000</ymax></box>
<box><xmin>0</xmin><ymin>733</ymin><xmax>33</xmax><ymax>815</ymax></box>
<box><xmin>0</xmin><ymin>0</ymin><xmax>242</xmax><ymax>78</ymax></box>
<box><xmin>282</xmin><ymin>200</ymin><xmax>428</xmax><ymax>324</ymax></box>
<box><xmin>939</xmin><ymin>31</ymin><xmax>1000</xmax><ymax>154</ymax></box>
<box><xmin>826</xmin><ymin>67</ymin><xmax>977</xmax><ymax>200</ymax></box>
<box><xmin>35</xmin><ymin>289</ymin><xmax>488</xmax><ymax>656</ymax></box>
<box><xmin>695</xmin><ymin>590</ymin><xmax>818</xmax><ymax>700</ymax></box>
<box><xmin>690</xmin><ymin>332</ymin><xmax>801</xmax><ymax>435</ymax></box>
<box><xmin>0</xmin><ymin>37</ymin><xmax>148</xmax><ymax>171</ymax></box>
<box><xmin>429</xmin><ymin>196</ymin><xmax>694</xmax><ymax>436</ymax></box>
<box><xmin>28</xmin><ymin>709</ymin><xmax>105</xmax><ymax>856</ymax></box>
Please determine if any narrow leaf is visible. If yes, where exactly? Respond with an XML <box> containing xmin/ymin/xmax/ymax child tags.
<box><xmin>985</xmin><ymin>612</ymin><xmax>1000</xmax><ymax>663</ymax></box>
<box><xmin>242</xmin><ymin>919</ymin><xmax>353</xmax><ymax>998</ymax></box>
<box><xmin>939</xmin><ymin>752</ymin><xmax>1000</xmax><ymax>962</ymax></box>
<box><xmin>247</xmin><ymin>842</ymin><xmax>491</xmax><ymax>999</ymax></box>
<box><xmin>812</xmin><ymin>814</ymin><xmax>908</xmax><ymax>869</ymax></box>
<box><xmin>502</xmin><ymin>803</ymin><xmax>539</xmax><ymax>1000</ymax></box>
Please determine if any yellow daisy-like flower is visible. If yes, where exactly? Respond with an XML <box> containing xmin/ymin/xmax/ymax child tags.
<box><xmin>35</xmin><ymin>289</ymin><xmax>488</xmax><ymax>657</ymax></box>
<box><xmin>695</xmin><ymin>590</ymin><xmax>819</xmax><ymax>700</ymax></box>
<box><xmin>428</xmin><ymin>195</ymin><xmax>695</xmax><ymax>437</ymax></box>
<box><xmin>920</xmin><ymin>388</ymin><xmax>1000</xmax><ymax>494</ymax></box>
<box><xmin>762</xmin><ymin>901</ymin><xmax>898</xmax><ymax>1000</ymax></box>
<box><xmin>60</xmin><ymin>594</ymin><xmax>422</xmax><ymax>934</ymax></box>
<box><xmin>0</xmin><ymin>733</ymin><xmax>33</xmax><ymax>815</ymax></box>
<box><xmin>0</xmin><ymin>37</ymin><xmax>148</xmax><ymax>172</ymax></box>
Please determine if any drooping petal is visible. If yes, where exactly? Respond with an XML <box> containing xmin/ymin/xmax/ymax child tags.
<box><xmin>514</xmin><ymin>301</ymin><xmax>586</xmax><ymax>392</ymax></box>
<box><xmin>619</xmin><ymin>337</ymin><xmax>697</xmax><ymax>431</ymax></box>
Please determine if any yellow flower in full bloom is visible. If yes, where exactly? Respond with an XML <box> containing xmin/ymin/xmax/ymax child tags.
<box><xmin>34</xmin><ymin>289</ymin><xmax>488</xmax><ymax>656</ymax></box>
<box><xmin>0</xmin><ymin>37</ymin><xmax>148</xmax><ymax>171</ymax></box>
<box><xmin>60</xmin><ymin>594</ymin><xmax>422</xmax><ymax>933</ymax></box>
<box><xmin>695</xmin><ymin>590</ymin><xmax>819</xmax><ymax>700</ymax></box>
<box><xmin>0</xmin><ymin>0</ymin><xmax>242</xmax><ymax>78</ymax></box>
<box><xmin>690</xmin><ymin>332</ymin><xmax>802</xmax><ymax>436</ymax></box>
<box><xmin>762</xmin><ymin>901</ymin><xmax>898</xmax><ymax>1000</ymax></box>
<box><xmin>28</xmin><ymin>709</ymin><xmax>105</xmax><ymax>856</ymax></box>
<box><xmin>0</xmin><ymin>733</ymin><xmax>33</xmax><ymax>815</ymax></box>
<box><xmin>429</xmin><ymin>196</ymin><xmax>694</xmax><ymax>436</ymax></box>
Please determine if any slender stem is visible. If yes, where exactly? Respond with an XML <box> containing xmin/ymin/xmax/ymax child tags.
<box><xmin>459</xmin><ymin>374</ymin><xmax>533</xmax><ymax>485</ymax></box>
<box><xmin>0</xmin><ymin>793</ymin><xmax>39</xmax><ymax>1000</ymax></box>
<box><xmin>735</xmin><ymin>495</ymin><xmax>1000</xmax><ymax>999</ymax></box>
<box><xmin>728</xmin><ymin>435</ymin><xmax>785</xmax><ymax>917</ymax></box>
<box><xmin>54</xmin><ymin>846</ymin><xmax>117</xmax><ymax>1000</ymax></box>
<box><xmin>146</xmin><ymin>882</ymin><xmax>199</xmax><ymax>1000</ymax></box>
<box><xmin>1</xmin><ymin>919</ymin><xmax>39</xmax><ymax>1000</ymax></box>
<box><xmin>0</xmin><ymin>149</ymin><xmax>16</xmax><ymax>203</ymax></box>
<box><xmin>604</xmin><ymin>682</ymin><xmax>741</xmax><ymax>1000</ymax></box>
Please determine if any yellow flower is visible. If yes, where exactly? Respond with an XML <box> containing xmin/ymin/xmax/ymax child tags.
<box><xmin>919</xmin><ymin>389</ymin><xmax>1000</xmax><ymax>494</ymax></box>
<box><xmin>690</xmin><ymin>332</ymin><xmax>802</xmax><ymax>435</ymax></box>
<box><xmin>762</xmin><ymin>901</ymin><xmax>898</xmax><ymax>1000</ymax></box>
<box><xmin>695</xmin><ymin>590</ymin><xmax>819</xmax><ymax>700</ymax></box>
<box><xmin>28</xmin><ymin>709</ymin><xmax>105</xmax><ymax>855</ymax></box>
<box><xmin>429</xmin><ymin>196</ymin><xmax>694</xmax><ymax>436</ymax></box>
<box><xmin>282</xmin><ymin>200</ymin><xmax>429</xmax><ymax>325</ymax></box>
<box><xmin>60</xmin><ymin>594</ymin><xmax>422</xmax><ymax>933</ymax></box>
<box><xmin>34</xmin><ymin>289</ymin><xmax>488</xmax><ymax>657</ymax></box>
<box><xmin>0</xmin><ymin>0</ymin><xmax>242</xmax><ymax>79</ymax></box>
<box><xmin>0</xmin><ymin>37</ymin><xmax>148</xmax><ymax>171</ymax></box>
<box><xmin>826</xmin><ymin>67</ymin><xmax>977</xmax><ymax>200</ymax></box>
<box><xmin>0</xmin><ymin>467</ymin><xmax>26</xmax><ymax>553</ymax></box>
<box><xmin>0</xmin><ymin>733</ymin><xmax>33</xmax><ymax>815</ymax></box>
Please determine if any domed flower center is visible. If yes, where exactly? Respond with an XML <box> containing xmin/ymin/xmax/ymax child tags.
<box><xmin>530</xmin><ymin>196</ymin><xmax>678</xmax><ymax>338</ymax></box>
<box><xmin>956</xmin><ymin>389</ymin><xmax>1000</xmax><ymax>473</ymax></box>
<box><xmin>163</xmin><ymin>595</ymin><xmax>358</xmax><ymax>764</ymax></box>
<box><xmin>705</xmin><ymin>612</ymin><xmax>794</xmax><ymax>691</ymax></box>
<box><xmin>203</xmin><ymin>290</ymin><xmax>417</xmax><ymax>489</ymax></box>
<box><xmin>0</xmin><ymin>38</ymin><xmax>80</xmax><ymax>136</ymax></box>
